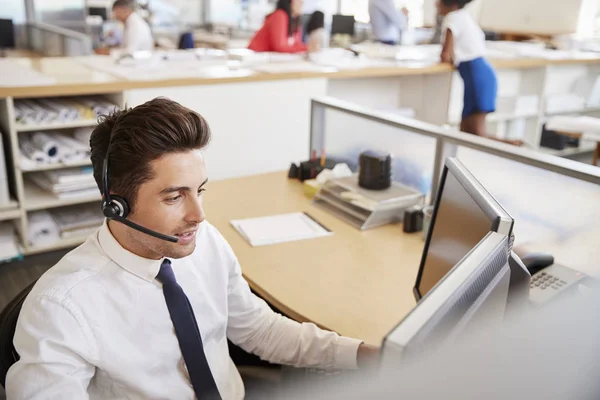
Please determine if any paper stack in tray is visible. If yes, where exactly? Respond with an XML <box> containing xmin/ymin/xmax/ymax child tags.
<box><xmin>28</xmin><ymin>203</ymin><xmax>103</xmax><ymax>246</ymax></box>
<box><xmin>29</xmin><ymin>166</ymin><xmax>99</xmax><ymax>199</ymax></box>
<box><xmin>51</xmin><ymin>203</ymin><xmax>104</xmax><ymax>239</ymax></box>
<box><xmin>19</xmin><ymin>128</ymin><xmax>93</xmax><ymax>170</ymax></box>
<box><xmin>27</xmin><ymin>210</ymin><xmax>60</xmax><ymax>247</ymax></box>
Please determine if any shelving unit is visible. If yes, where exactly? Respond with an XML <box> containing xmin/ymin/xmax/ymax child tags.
<box><xmin>23</xmin><ymin>234</ymin><xmax>98</xmax><ymax>256</ymax></box>
<box><xmin>21</xmin><ymin>159</ymin><xmax>92</xmax><ymax>172</ymax></box>
<box><xmin>545</xmin><ymin>105</ymin><xmax>600</xmax><ymax>116</ymax></box>
<box><xmin>539</xmin><ymin>142</ymin><xmax>598</xmax><ymax>157</ymax></box>
<box><xmin>0</xmin><ymin>200</ymin><xmax>21</xmax><ymax>222</ymax></box>
<box><xmin>447</xmin><ymin>61</ymin><xmax>600</xmax><ymax>156</ymax></box>
<box><xmin>23</xmin><ymin>181</ymin><xmax>100</xmax><ymax>211</ymax></box>
<box><xmin>15</xmin><ymin>119</ymin><xmax>97</xmax><ymax>133</ymax></box>
<box><xmin>0</xmin><ymin>93</ymin><xmax>123</xmax><ymax>255</ymax></box>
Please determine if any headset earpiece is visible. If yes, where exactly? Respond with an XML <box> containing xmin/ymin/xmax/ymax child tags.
<box><xmin>102</xmin><ymin>195</ymin><xmax>130</xmax><ymax>219</ymax></box>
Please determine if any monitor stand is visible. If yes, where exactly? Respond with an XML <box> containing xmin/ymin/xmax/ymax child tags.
<box><xmin>506</xmin><ymin>251</ymin><xmax>531</xmax><ymax>315</ymax></box>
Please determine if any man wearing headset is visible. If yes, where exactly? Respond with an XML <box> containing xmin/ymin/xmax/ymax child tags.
<box><xmin>6</xmin><ymin>98</ymin><xmax>379</xmax><ymax>399</ymax></box>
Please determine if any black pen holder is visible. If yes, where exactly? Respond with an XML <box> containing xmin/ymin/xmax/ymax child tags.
<box><xmin>288</xmin><ymin>159</ymin><xmax>338</xmax><ymax>181</ymax></box>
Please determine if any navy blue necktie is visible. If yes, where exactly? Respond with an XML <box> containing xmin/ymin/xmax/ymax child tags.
<box><xmin>157</xmin><ymin>259</ymin><xmax>221</xmax><ymax>399</ymax></box>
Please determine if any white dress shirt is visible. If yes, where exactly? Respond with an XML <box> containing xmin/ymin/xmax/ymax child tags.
<box><xmin>123</xmin><ymin>11</ymin><xmax>154</xmax><ymax>53</ymax></box>
<box><xmin>7</xmin><ymin>220</ymin><xmax>362</xmax><ymax>399</ymax></box>
<box><xmin>441</xmin><ymin>9</ymin><xmax>486</xmax><ymax>66</ymax></box>
<box><xmin>368</xmin><ymin>0</ymin><xmax>407</xmax><ymax>44</ymax></box>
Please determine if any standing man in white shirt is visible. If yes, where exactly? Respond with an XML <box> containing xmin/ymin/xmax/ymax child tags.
<box><xmin>110</xmin><ymin>0</ymin><xmax>154</xmax><ymax>53</ymax></box>
<box><xmin>6</xmin><ymin>97</ymin><xmax>379</xmax><ymax>399</ymax></box>
<box><xmin>368</xmin><ymin>0</ymin><xmax>409</xmax><ymax>45</ymax></box>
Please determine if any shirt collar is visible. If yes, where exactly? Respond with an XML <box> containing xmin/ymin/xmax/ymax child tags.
<box><xmin>97</xmin><ymin>219</ymin><xmax>164</xmax><ymax>282</ymax></box>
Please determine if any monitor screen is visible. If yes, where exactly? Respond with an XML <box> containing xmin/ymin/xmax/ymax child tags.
<box><xmin>0</xmin><ymin>19</ymin><xmax>15</xmax><ymax>49</ymax></box>
<box><xmin>414</xmin><ymin>159</ymin><xmax>513</xmax><ymax>299</ymax></box>
<box><xmin>331</xmin><ymin>15</ymin><xmax>355</xmax><ymax>36</ymax></box>
<box><xmin>88</xmin><ymin>7</ymin><xmax>108</xmax><ymax>21</ymax></box>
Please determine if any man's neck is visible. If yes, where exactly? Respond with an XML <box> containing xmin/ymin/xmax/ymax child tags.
<box><xmin>107</xmin><ymin>219</ymin><xmax>161</xmax><ymax>260</ymax></box>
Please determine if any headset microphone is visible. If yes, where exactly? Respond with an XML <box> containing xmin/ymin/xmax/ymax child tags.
<box><xmin>101</xmin><ymin>138</ymin><xmax>179</xmax><ymax>243</ymax></box>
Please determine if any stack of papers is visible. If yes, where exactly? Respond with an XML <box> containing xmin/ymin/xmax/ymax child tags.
<box><xmin>231</xmin><ymin>212</ymin><xmax>332</xmax><ymax>247</ymax></box>
<box><xmin>29</xmin><ymin>167</ymin><xmax>98</xmax><ymax>199</ymax></box>
<box><xmin>51</xmin><ymin>203</ymin><xmax>103</xmax><ymax>239</ymax></box>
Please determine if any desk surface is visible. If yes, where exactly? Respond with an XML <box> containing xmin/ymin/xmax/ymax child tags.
<box><xmin>204</xmin><ymin>171</ymin><xmax>424</xmax><ymax>346</ymax></box>
<box><xmin>1</xmin><ymin>52</ymin><xmax>600</xmax><ymax>98</ymax></box>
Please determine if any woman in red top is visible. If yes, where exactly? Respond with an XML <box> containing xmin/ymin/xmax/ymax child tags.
<box><xmin>248</xmin><ymin>0</ymin><xmax>307</xmax><ymax>53</ymax></box>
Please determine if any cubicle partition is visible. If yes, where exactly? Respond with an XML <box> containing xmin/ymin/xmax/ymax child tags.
<box><xmin>309</xmin><ymin>97</ymin><xmax>600</xmax><ymax>276</ymax></box>
<box><xmin>27</xmin><ymin>22</ymin><xmax>92</xmax><ymax>57</ymax></box>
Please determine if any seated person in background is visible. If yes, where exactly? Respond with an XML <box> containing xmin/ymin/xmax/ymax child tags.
<box><xmin>305</xmin><ymin>11</ymin><xmax>326</xmax><ymax>52</ymax></box>
<box><xmin>6</xmin><ymin>98</ymin><xmax>379</xmax><ymax>399</ymax></box>
<box><xmin>96</xmin><ymin>0</ymin><xmax>154</xmax><ymax>55</ymax></box>
<box><xmin>248</xmin><ymin>0</ymin><xmax>307</xmax><ymax>53</ymax></box>
<box><xmin>368</xmin><ymin>0</ymin><xmax>409</xmax><ymax>46</ymax></box>
<box><xmin>438</xmin><ymin>0</ymin><xmax>522</xmax><ymax>146</ymax></box>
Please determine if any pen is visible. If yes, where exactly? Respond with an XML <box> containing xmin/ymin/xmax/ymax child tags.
<box><xmin>320</xmin><ymin>149</ymin><xmax>326</xmax><ymax>167</ymax></box>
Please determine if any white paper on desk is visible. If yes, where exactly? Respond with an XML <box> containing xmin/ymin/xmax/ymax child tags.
<box><xmin>230</xmin><ymin>212</ymin><xmax>332</xmax><ymax>247</ymax></box>
<box><xmin>252</xmin><ymin>62</ymin><xmax>336</xmax><ymax>74</ymax></box>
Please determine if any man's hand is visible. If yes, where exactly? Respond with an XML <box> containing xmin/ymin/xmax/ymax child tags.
<box><xmin>95</xmin><ymin>47</ymin><xmax>111</xmax><ymax>55</ymax></box>
<box><xmin>357</xmin><ymin>343</ymin><xmax>381</xmax><ymax>369</ymax></box>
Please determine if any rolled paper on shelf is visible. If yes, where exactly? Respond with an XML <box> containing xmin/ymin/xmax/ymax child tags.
<box><xmin>19</xmin><ymin>137</ymin><xmax>49</xmax><ymax>164</ymax></box>
<box><xmin>50</xmin><ymin>133</ymin><xmax>90</xmax><ymax>164</ymax></box>
<box><xmin>37</xmin><ymin>98</ymin><xmax>78</xmax><ymax>122</ymax></box>
<box><xmin>30</xmin><ymin>132</ymin><xmax>60</xmax><ymax>161</ymax></box>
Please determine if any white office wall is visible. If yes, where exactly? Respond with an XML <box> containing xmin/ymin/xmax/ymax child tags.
<box><xmin>423</xmin><ymin>0</ymin><xmax>482</xmax><ymax>27</ymax></box>
<box><xmin>478</xmin><ymin>0</ymin><xmax>584</xmax><ymax>35</ymax></box>
<box><xmin>0</xmin><ymin>0</ymin><xmax>27</xmax><ymax>23</ymax></box>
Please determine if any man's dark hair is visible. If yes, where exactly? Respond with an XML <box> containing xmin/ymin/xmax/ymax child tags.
<box><xmin>441</xmin><ymin>0</ymin><xmax>473</xmax><ymax>8</ymax></box>
<box><xmin>90</xmin><ymin>97</ymin><xmax>211</xmax><ymax>208</ymax></box>
<box><xmin>112</xmin><ymin>0</ymin><xmax>134</xmax><ymax>9</ymax></box>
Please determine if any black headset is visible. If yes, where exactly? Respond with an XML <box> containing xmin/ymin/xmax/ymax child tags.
<box><xmin>101</xmin><ymin>131</ymin><xmax>179</xmax><ymax>243</ymax></box>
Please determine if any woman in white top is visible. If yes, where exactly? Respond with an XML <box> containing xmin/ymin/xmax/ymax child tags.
<box><xmin>438</xmin><ymin>0</ymin><xmax>522</xmax><ymax>146</ymax></box>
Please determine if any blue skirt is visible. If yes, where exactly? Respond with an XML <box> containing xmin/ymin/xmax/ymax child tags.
<box><xmin>458</xmin><ymin>57</ymin><xmax>497</xmax><ymax>118</ymax></box>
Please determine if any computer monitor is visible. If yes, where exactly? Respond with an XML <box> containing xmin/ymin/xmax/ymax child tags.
<box><xmin>382</xmin><ymin>230</ymin><xmax>511</xmax><ymax>366</ymax></box>
<box><xmin>331</xmin><ymin>14</ymin><xmax>355</xmax><ymax>36</ymax></box>
<box><xmin>413</xmin><ymin>158</ymin><xmax>514</xmax><ymax>300</ymax></box>
<box><xmin>0</xmin><ymin>19</ymin><xmax>15</xmax><ymax>50</ymax></box>
<box><xmin>88</xmin><ymin>7</ymin><xmax>109</xmax><ymax>21</ymax></box>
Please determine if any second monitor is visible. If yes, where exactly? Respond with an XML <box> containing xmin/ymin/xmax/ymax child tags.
<box><xmin>414</xmin><ymin>158</ymin><xmax>514</xmax><ymax>300</ymax></box>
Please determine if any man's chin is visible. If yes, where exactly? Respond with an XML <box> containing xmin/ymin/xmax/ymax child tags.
<box><xmin>164</xmin><ymin>242</ymin><xmax>196</xmax><ymax>259</ymax></box>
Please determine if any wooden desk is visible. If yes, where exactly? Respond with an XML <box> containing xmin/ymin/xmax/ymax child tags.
<box><xmin>204</xmin><ymin>171</ymin><xmax>425</xmax><ymax>346</ymax></box>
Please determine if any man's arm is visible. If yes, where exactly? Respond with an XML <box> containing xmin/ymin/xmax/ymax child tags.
<box><xmin>224</xmin><ymin>255</ymin><xmax>362</xmax><ymax>369</ymax></box>
<box><xmin>6</xmin><ymin>295</ymin><xmax>96</xmax><ymax>399</ymax></box>
<box><xmin>382</xmin><ymin>0</ymin><xmax>408</xmax><ymax>31</ymax></box>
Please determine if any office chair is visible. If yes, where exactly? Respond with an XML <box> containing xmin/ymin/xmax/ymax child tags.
<box><xmin>178</xmin><ymin>32</ymin><xmax>194</xmax><ymax>50</ymax></box>
<box><xmin>0</xmin><ymin>280</ymin><xmax>36</xmax><ymax>388</ymax></box>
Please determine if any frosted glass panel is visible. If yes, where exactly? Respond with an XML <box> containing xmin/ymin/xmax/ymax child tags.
<box><xmin>323</xmin><ymin>109</ymin><xmax>437</xmax><ymax>194</ymax></box>
<box><xmin>34</xmin><ymin>0</ymin><xmax>85</xmax><ymax>23</ymax></box>
<box><xmin>456</xmin><ymin>147</ymin><xmax>600</xmax><ymax>276</ymax></box>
